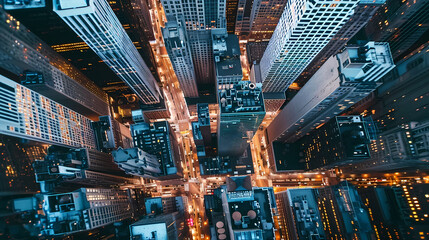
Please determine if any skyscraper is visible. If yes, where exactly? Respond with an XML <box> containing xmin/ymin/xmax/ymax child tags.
<box><xmin>130</xmin><ymin>196</ymin><xmax>187</xmax><ymax>239</ymax></box>
<box><xmin>188</xmin><ymin>30</ymin><xmax>216</xmax><ymax>97</ymax></box>
<box><xmin>212</xmin><ymin>29</ymin><xmax>243</xmax><ymax>86</ymax></box>
<box><xmin>0</xmin><ymin>74</ymin><xmax>96</xmax><ymax>149</ymax></box>
<box><xmin>295</xmin><ymin>0</ymin><xmax>386</xmax><ymax>86</ymax></box>
<box><xmin>162</xmin><ymin>16</ymin><xmax>199</xmax><ymax>98</ymax></box>
<box><xmin>260</xmin><ymin>0</ymin><xmax>360</xmax><ymax>95</ymax></box>
<box><xmin>266</xmin><ymin>42</ymin><xmax>395</xmax><ymax>144</ymax></box>
<box><xmin>160</xmin><ymin>0</ymin><xmax>226</xmax><ymax>30</ymax></box>
<box><xmin>0</xmin><ymin>134</ymin><xmax>47</xmax><ymax>194</ymax></box>
<box><xmin>317</xmin><ymin>182</ymin><xmax>373</xmax><ymax>240</ymax></box>
<box><xmin>247</xmin><ymin>0</ymin><xmax>288</xmax><ymax>41</ymax></box>
<box><xmin>0</xmin><ymin>9</ymin><xmax>108</xmax><ymax>120</ymax></box>
<box><xmin>130</xmin><ymin>121</ymin><xmax>183</xmax><ymax>179</ymax></box>
<box><xmin>217</xmin><ymin>81</ymin><xmax>265</xmax><ymax>157</ymax></box>
<box><xmin>365</xmin><ymin>0</ymin><xmax>429</xmax><ymax>60</ymax></box>
<box><xmin>234</xmin><ymin>0</ymin><xmax>253</xmax><ymax>37</ymax></box>
<box><xmin>91</xmin><ymin>116</ymin><xmax>133</xmax><ymax>152</ymax></box>
<box><xmin>275</xmin><ymin>189</ymin><xmax>325</xmax><ymax>240</ymax></box>
<box><xmin>226</xmin><ymin>0</ymin><xmax>239</xmax><ymax>33</ymax></box>
<box><xmin>53</xmin><ymin>0</ymin><xmax>160</xmax><ymax>104</ymax></box>
<box><xmin>204</xmin><ymin>176</ymin><xmax>277</xmax><ymax>240</ymax></box>
<box><xmin>300</xmin><ymin>116</ymin><xmax>371</xmax><ymax>170</ymax></box>
<box><xmin>33</xmin><ymin>147</ymin><xmax>141</xmax><ymax>192</ymax></box>
<box><xmin>112</xmin><ymin>147</ymin><xmax>162</xmax><ymax>179</ymax></box>
<box><xmin>41</xmin><ymin>188</ymin><xmax>133</xmax><ymax>236</ymax></box>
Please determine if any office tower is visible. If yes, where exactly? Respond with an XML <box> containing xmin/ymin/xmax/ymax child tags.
<box><xmin>162</xmin><ymin>16</ymin><xmax>199</xmax><ymax>98</ymax></box>
<box><xmin>359</xmin><ymin>43</ymin><xmax>429</xmax><ymax>130</ymax></box>
<box><xmin>275</xmin><ymin>189</ymin><xmax>325</xmax><ymax>240</ymax></box>
<box><xmin>33</xmin><ymin>147</ymin><xmax>141</xmax><ymax>192</ymax></box>
<box><xmin>357</xmin><ymin>186</ymin><xmax>406</xmax><ymax>239</ymax></box>
<box><xmin>296</xmin><ymin>0</ymin><xmax>386</xmax><ymax>86</ymax></box>
<box><xmin>53</xmin><ymin>0</ymin><xmax>160</xmax><ymax>105</ymax></box>
<box><xmin>267</xmin><ymin>42</ymin><xmax>395</xmax><ymax>144</ymax></box>
<box><xmin>41</xmin><ymin>188</ymin><xmax>133</xmax><ymax>236</ymax></box>
<box><xmin>160</xmin><ymin>0</ymin><xmax>225</xmax><ymax>30</ymax></box>
<box><xmin>212</xmin><ymin>29</ymin><xmax>243</xmax><ymax>86</ymax></box>
<box><xmin>197</xmin><ymin>103</ymin><xmax>212</xmax><ymax>146</ymax></box>
<box><xmin>226</xmin><ymin>0</ymin><xmax>239</xmax><ymax>33</ymax></box>
<box><xmin>144</xmin><ymin>196</ymin><xmax>186</xmax><ymax>215</ymax></box>
<box><xmin>365</xmin><ymin>0</ymin><xmax>429</xmax><ymax>60</ymax></box>
<box><xmin>301</xmin><ymin>116</ymin><xmax>371</xmax><ymax>170</ymax></box>
<box><xmin>260</xmin><ymin>0</ymin><xmax>360</xmax><ymax>95</ymax></box>
<box><xmin>0</xmin><ymin>9</ymin><xmax>108</xmax><ymax>120</ymax></box>
<box><xmin>112</xmin><ymin>147</ymin><xmax>161</xmax><ymax>179</ymax></box>
<box><xmin>91</xmin><ymin>116</ymin><xmax>133</xmax><ymax>152</ymax></box>
<box><xmin>192</xmin><ymin>103</ymin><xmax>213</xmax><ymax>157</ymax></box>
<box><xmin>204</xmin><ymin>176</ymin><xmax>277</xmax><ymax>240</ymax></box>
<box><xmin>188</xmin><ymin>30</ymin><xmax>216</xmax><ymax>98</ymax></box>
<box><xmin>131</xmin><ymin>121</ymin><xmax>182</xmax><ymax>179</ymax></box>
<box><xmin>130</xmin><ymin>212</ymin><xmax>186</xmax><ymax>239</ymax></box>
<box><xmin>234</xmin><ymin>0</ymin><xmax>253</xmax><ymax>36</ymax></box>
<box><xmin>0</xmin><ymin>75</ymin><xmax>96</xmax><ymax>149</ymax></box>
<box><xmin>247</xmin><ymin>0</ymin><xmax>288</xmax><ymax>41</ymax></box>
<box><xmin>217</xmin><ymin>81</ymin><xmax>265</xmax><ymax>157</ymax></box>
<box><xmin>0</xmin><ymin>134</ymin><xmax>47</xmax><ymax>194</ymax></box>
<box><xmin>130</xmin><ymin>196</ymin><xmax>187</xmax><ymax>240</ymax></box>
<box><xmin>354</xmin><ymin>120</ymin><xmax>429</xmax><ymax>172</ymax></box>
<box><xmin>318</xmin><ymin>182</ymin><xmax>373</xmax><ymax>240</ymax></box>
<box><xmin>246</xmin><ymin>41</ymin><xmax>269</xmax><ymax>66</ymax></box>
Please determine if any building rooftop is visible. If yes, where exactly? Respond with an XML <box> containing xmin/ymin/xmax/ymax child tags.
<box><xmin>219</xmin><ymin>81</ymin><xmax>265</xmax><ymax>114</ymax></box>
<box><xmin>212</xmin><ymin>30</ymin><xmax>242</xmax><ymax>77</ymax></box>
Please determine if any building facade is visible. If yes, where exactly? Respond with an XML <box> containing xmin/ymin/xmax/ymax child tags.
<box><xmin>53</xmin><ymin>0</ymin><xmax>160</xmax><ymax>104</ymax></box>
<box><xmin>0</xmin><ymin>9</ymin><xmax>108</xmax><ymax>120</ymax></box>
<box><xmin>41</xmin><ymin>188</ymin><xmax>133</xmax><ymax>236</ymax></box>
<box><xmin>162</xmin><ymin>16</ymin><xmax>199</xmax><ymax>98</ymax></box>
<box><xmin>260</xmin><ymin>0</ymin><xmax>360</xmax><ymax>94</ymax></box>
<box><xmin>217</xmin><ymin>81</ymin><xmax>265</xmax><ymax>157</ymax></box>
<box><xmin>267</xmin><ymin>42</ymin><xmax>394</xmax><ymax>144</ymax></box>
<box><xmin>131</xmin><ymin>121</ymin><xmax>182</xmax><ymax>179</ymax></box>
<box><xmin>0</xmin><ymin>74</ymin><xmax>96</xmax><ymax>149</ymax></box>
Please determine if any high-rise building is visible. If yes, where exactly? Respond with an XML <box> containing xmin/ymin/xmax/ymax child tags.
<box><xmin>217</xmin><ymin>81</ymin><xmax>265</xmax><ymax>157</ymax></box>
<box><xmin>112</xmin><ymin>147</ymin><xmax>162</xmax><ymax>179</ymax></box>
<box><xmin>204</xmin><ymin>176</ymin><xmax>277</xmax><ymax>240</ymax></box>
<box><xmin>33</xmin><ymin>147</ymin><xmax>141</xmax><ymax>192</ymax></box>
<box><xmin>0</xmin><ymin>134</ymin><xmax>47</xmax><ymax>194</ymax></box>
<box><xmin>188</xmin><ymin>30</ymin><xmax>216</xmax><ymax>98</ymax></box>
<box><xmin>246</xmin><ymin>41</ymin><xmax>269</xmax><ymax>66</ymax></box>
<box><xmin>41</xmin><ymin>188</ymin><xmax>133</xmax><ymax>236</ymax></box>
<box><xmin>162</xmin><ymin>16</ymin><xmax>199</xmax><ymax>98</ymax></box>
<box><xmin>0</xmin><ymin>9</ymin><xmax>108</xmax><ymax>120</ymax></box>
<box><xmin>260</xmin><ymin>0</ymin><xmax>360</xmax><ymax>95</ymax></box>
<box><xmin>130</xmin><ymin>121</ymin><xmax>183</xmax><ymax>179</ymax></box>
<box><xmin>247</xmin><ymin>0</ymin><xmax>288</xmax><ymax>41</ymax></box>
<box><xmin>275</xmin><ymin>189</ymin><xmax>325</xmax><ymax>240</ymax></box>
<box><xmin>317</xmin><ymin>182</ymin><xmax>373</xmax><ymax>240</ymax></box>
<box><xmin>234</xmin><ymin>0</ymin><xmax>253</xmax><ymax>37</ymax></box>
<box><xmin>53</xmin><ymin>0</ymin><xmax>160</xmax><ymax>104</ymax></box>
<box><xmin>91</xmin><ymin>116</ymin><xmax>133</xmax><ymax>152</ymax></box>
<box><xmin>365</xmin><ymin>0</ymin><xmax>429</xmax><ymax>60</ymax></box>
<box><xmin>354</xmin><ymin>120</ymin><xmax>429</xmax><ymax>172</ymax></box>
<box><xmin>266</xmin><ymin>42</ymin><xmax>395</xmax><ymax>144</ymax></box>
<box><xmin>300</xmin><ymin>116</ymin><xmax>371</xmax><ymax>170</ymax></box>
<box><xmin>160</xmin><ymin>0</ymin><xmax>225</xmax><ymax>30</ymax></box>
<box><xmin>212</xmin><ymin>29</ymin><xmax>243</xmax><ymax>86</ymax></box>
<box><xmin>357</xmin><ymin>186</ymin><xmax>407</xmax><ymax>239</ymax></box>
<box><xmin>226</xmin><ymin>0</ymin><xmax>239</xmax><ymax>33</ymax></box>
<box><xmin>295</xmin><ymin>0</ymin><xmax>386</xmax><ymax>86</ymax></box>
<box><xmin>0</xmin><ymin>74</ymin><xmax>96</xmax><ymax>149</ymax></box>
<box><xmin>130</xmin><ymin>196</ymin><xmax>187</xmax><ymax>240</ymax></box>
